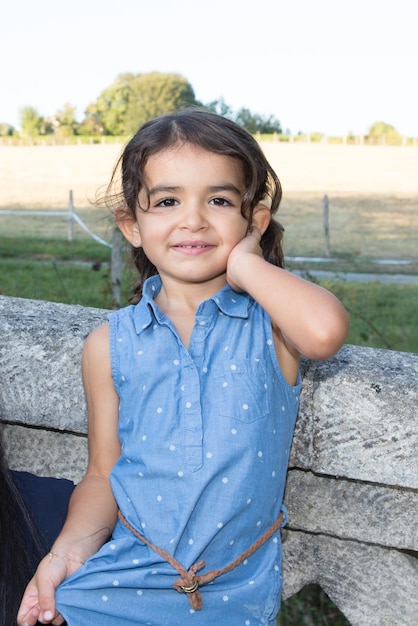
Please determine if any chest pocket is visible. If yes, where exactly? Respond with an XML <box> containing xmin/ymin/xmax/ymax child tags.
<box><xmin>211</xmin><ymin>358</ymin><xmax>270</xmax><ymax>423</ymax></box>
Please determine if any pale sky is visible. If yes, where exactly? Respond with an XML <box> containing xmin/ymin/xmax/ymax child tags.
<box><xmin>2</xmin><ymin>0</ymin><xmax>417</xmax><ymax>137</ymax></box>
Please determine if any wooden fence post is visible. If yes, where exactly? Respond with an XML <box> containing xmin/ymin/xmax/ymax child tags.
<box><xmin>323</xmin><ymin>194</ymin><xmax>331</xmax><ymax>257</ymax></box>
<box><xmin>110</xmin><ymin>227</ymin><xmax>124</xmax><ymax>309</ymax></box>
<box><xmin>68</xmin><ymin>190</ymin><xmax>74</xmax><ymax>242</ymax></box>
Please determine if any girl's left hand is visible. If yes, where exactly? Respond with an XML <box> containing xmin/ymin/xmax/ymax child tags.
<box><xmin>226</xmin><ymin>227</ymin><xmax>263</xmax><ymax>292</ymax></box>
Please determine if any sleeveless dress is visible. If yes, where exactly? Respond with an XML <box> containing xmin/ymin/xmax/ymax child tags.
<box><xmin>56</xmin><ymin>276</ymin><xmax>301</xmax><ymax>626</ymax></box>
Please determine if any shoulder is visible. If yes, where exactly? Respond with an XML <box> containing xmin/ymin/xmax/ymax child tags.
<box><xmin>83</xmin><ymin>322</ymin><xmax>110</xmax><ymax>355</ymax></box>
<box><xmin>82</xmin><ymin>323</ymin><xmax>111</xmax><ymax>376</ymax></box>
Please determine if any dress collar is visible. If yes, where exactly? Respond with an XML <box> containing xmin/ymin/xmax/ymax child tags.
<box><xmin>133</xmin><ymin>275</ymin><xmax>252</xmax><ymax>334</ymax></box>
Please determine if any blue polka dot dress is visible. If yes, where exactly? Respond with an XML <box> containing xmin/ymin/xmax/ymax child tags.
<box><xmin>56</xmin><ymin>276</ymin><xmax>301</xmax><ymax>626</ymax></box>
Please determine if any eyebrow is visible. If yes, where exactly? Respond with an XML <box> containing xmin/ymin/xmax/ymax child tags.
<box><xmin>207</xmin><ymin>184</ymin><xmax>243</xmax><ymax>196</ymax></box>
<box><xmin>148</xmin><ymin>185</ymin><xmax>181</xmax><ymax>196</ymax></box>
<box><xmin>148</xmin><ymin>183</ymin><xmax>243</xmax><ymax>196</ymax></box>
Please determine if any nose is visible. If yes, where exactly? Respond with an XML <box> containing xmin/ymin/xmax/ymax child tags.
<box><xmin>180</xmin><ymin>201</ymin><xmax>208</xmax><ymax>231</ymax></box>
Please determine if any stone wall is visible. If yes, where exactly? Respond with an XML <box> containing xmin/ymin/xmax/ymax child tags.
<box><xmin>1</xmin><ymin>295</ymin><xmax>417</xmax><ymax>625</ymax></box>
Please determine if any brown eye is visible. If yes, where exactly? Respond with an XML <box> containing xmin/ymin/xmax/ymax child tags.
<box><xmin>148</xmin><ymin>198</ymin><xmax>179</xmax><ymax>212</ymax></box>
<box><xmin>158</xmin><ymin>198</ymin><xmax>177</xmax><ymax>207</ymax></box>
<box><xmin>210</xmin><ymin>197</ymin><xmax>233</xmax><ymax>207</ymax></box>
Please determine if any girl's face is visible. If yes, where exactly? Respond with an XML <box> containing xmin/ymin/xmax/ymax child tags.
<box><xmin>126</xmin><ymin>142</ymin><xmax>250</xmax><ymax>292</ymax></box>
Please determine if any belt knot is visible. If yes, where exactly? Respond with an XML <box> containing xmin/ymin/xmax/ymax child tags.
<box><xmin>173</xmin><ymin>560</ymin><xmax>205</xmax><ymax>610</ymax></box>
<box><xmin>118</xmin><ymin>509</ymin><xmax>284</xmax><ymax>610</ymax></box>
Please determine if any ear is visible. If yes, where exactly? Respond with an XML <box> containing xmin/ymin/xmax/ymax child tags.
<box><xmin>251</xmin><ymin>204</ymin><xmax>271</xmax><ymax>236</ymax></box>
<box><xmin>115</xmin><ymin>208</ymin><xmax>142</xmax><ymax>247</ymax></box>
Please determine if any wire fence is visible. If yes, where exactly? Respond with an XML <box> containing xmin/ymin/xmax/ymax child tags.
<box><xmin>0</xmin><ymin>191</ymin><xmax>112</xmax><ymax>247</ymax></box>
<box><xmin>0</xmin><ymin>190</ymin><xmax>124</xmax><ymax>306</ymax></box>
<box><xmin>2</xmin><ymin>191</ymin><xmax>417</xmax><ymax>306</ymax></box>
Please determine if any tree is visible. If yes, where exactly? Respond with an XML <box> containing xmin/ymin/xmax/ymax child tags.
<box><xmin>53</xmin><ymin>103</ymin><xmax>79</xmax><ymax>136</ymax></box>
<box><xmin>39</xmin><ymin>117</ymin><xmax>57</xmax><ymax>135</ymax></box>
<box><xmin>92</xmin><ymin>73</ymin><xmax>135</xmax><ymax>135</ymax></box>
<box><xmin>15</xmin><ymin>73</ymin><xmax>283</xmax><ymax>139</ymax></box>
<box><xmin>203</xmin><ymin>98</ymin><xmax>234</xmax><ymax>119</ymax></box>
<box><xmin>367</xmin><ymin>121</ymin><xmax>402</xmax><ymax>145</ymax></box>
<box><xmin>89</xmin><ymin>72</ymin><xmax>197</xmax><ymax>136</ymax></box>
<box><xmin>78</xmin><ymin>102</ymin><xmax>104</xmax><ymax>136</ymax></box>
<box><xmin>19</xmin><ymin>107</ymin><xmax>42</xmax><ymax>139</ymax></box>
<box><xmin>201</xmin><ymin>100</ymin><xmax>282</xmax><ymax>134</ymax></box>
<box><xmin>0</xmin><ymin>123</ymin><xmax>14</xmax><ymax>136</ymax></box>
<box><xmin>123</xmin><ymin>72</ymin><xmax>197</xmax><ymax>135</ymax></box>
<box><xmin>235</xmin><ymin>108</ymin><xmax>282</xmax><ymax>134</ymax></box>
<box><xmin>256</xmin><ymin>113</ymin><xmax>282</xmax><ymax>134</ymax></box>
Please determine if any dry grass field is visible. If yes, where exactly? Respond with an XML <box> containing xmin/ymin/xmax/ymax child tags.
<box><xmin>1</xmin><ymin>142</ymin><xmax>418</xmax><ymax>260</ymax></box>
<box><xmin>1</xmin><ymin>142</ymin><xmax>418</xmax><ymax>207</ymax></box>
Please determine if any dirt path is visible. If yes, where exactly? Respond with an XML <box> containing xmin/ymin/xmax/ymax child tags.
<box><xmin>293</xmin><ymin>269</ymin><xmax>418</xmax><ymax>284</ymax></box>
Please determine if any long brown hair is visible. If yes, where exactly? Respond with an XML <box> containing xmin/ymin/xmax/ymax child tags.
<box><xmin>101</xmin><ymin>108</ymin><xmax>285</xmax><ymax>303</ymax></box>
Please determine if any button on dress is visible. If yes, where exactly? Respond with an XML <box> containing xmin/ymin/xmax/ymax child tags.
<box><xmin>56</xmin><ymin>276</ymin><xmax>301</xmax><ymax>626</ymax></box>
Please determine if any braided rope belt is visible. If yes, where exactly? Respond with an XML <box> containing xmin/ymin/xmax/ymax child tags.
<box><xmin>118</xmin><ymin>509</ymin><xmax>284</xmax><ymax>610</ymax></box>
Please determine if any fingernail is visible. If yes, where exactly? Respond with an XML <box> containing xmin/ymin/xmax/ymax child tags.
<box><xmin>43</xmin><ymin>611</ymin><xmax>54</xmax><ymax>620</ymax></box>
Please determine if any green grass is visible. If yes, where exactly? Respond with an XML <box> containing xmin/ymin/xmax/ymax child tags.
<box><xmin>279</xmin><ymin>585</ymin><xmax>350</xmax><ymax>626</ymax></box>
<box><xmin>1</xmin><ymin>235</ymin><xmax>417</xmax><ymax>353</ymax></box>
<box><xmin>0</xmin><ymin>236</ymin><xmax>111</xmax><ymax>263</ymax></box>
<box><xmin>0</xmin><ymin>258</ymin><xmax>112</xmax><ymax>308</ymax></box>
<box><xmin>0</xmin><ymin>236</ymin><xmax>134</xmax><ymax>308</ymax></box>
<box><xmin>307</xmin><ymin>277</ymin><xmax>418</xmax><ymax>353</ymax></box>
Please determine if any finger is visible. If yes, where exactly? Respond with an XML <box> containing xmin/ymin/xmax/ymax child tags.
<box><xmin>248</xmin><ymin>225</ymin><xmax>262</xmax><ymax>239</ymax></box>
<box><xmin>37</xmin><ymin>555</ymin><xmax>68</xmax><ymax>623</ymax></box>
<box><xmin>52</xmin><ymin>612</ymin><xmax>65</xmax><ymax>625</ymax></box>
<box><xmin>17</xmin><ymin>581</ymin><xmax>41</xmax><ymax>626</ymax></box>
<box><xmin>17</xmin><ymin>602</ymin><xmax>40</xmax><ymax>626</ymax></box>
<box><xmin>37</xmin><ymin>601</ymin><xmax>58</xmax><ymax>624</ymax></box>
<box><xmin>39</xmin><ymin>609</ymin><xmax>55</xmax><ymax>623</ymax></box>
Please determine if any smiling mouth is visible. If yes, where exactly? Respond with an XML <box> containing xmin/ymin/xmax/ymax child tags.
<box><xmin>172</xmin><ymin>242</ymin><xmax>214</xmax><ymax>254</ymax></box>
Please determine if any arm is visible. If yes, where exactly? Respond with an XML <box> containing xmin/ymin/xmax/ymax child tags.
<box><xmin>18</xmin><ymin>323</ymin><xmax>121</xmax><ymax>626</ymax></box>
<box><xmin>227</xmin><ymin>227</ymin><xmax>349</xmax><ymax>382</ymax></box>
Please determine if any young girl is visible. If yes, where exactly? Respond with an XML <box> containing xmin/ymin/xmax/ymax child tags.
<box><xmin>18</xmin><ymin>109</ymin><xmax>349</xmax><ymax>626</ymax></box>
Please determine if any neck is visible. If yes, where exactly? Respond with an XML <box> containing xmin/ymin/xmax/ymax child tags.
<box><xmin>154</xmin><ymin>277</ymin><xmax>226</xmax><ymax>350</ymax></box>
<box><xmin>155</xmin><ymin>276</ymin><xmax>226</xmax><ymax>318</ymax></box>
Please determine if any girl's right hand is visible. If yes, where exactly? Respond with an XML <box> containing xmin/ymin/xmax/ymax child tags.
<box><xmin>17</xmin><ymin>553</ymin><xmax>77</xmax><ymax>625</ymax></box>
